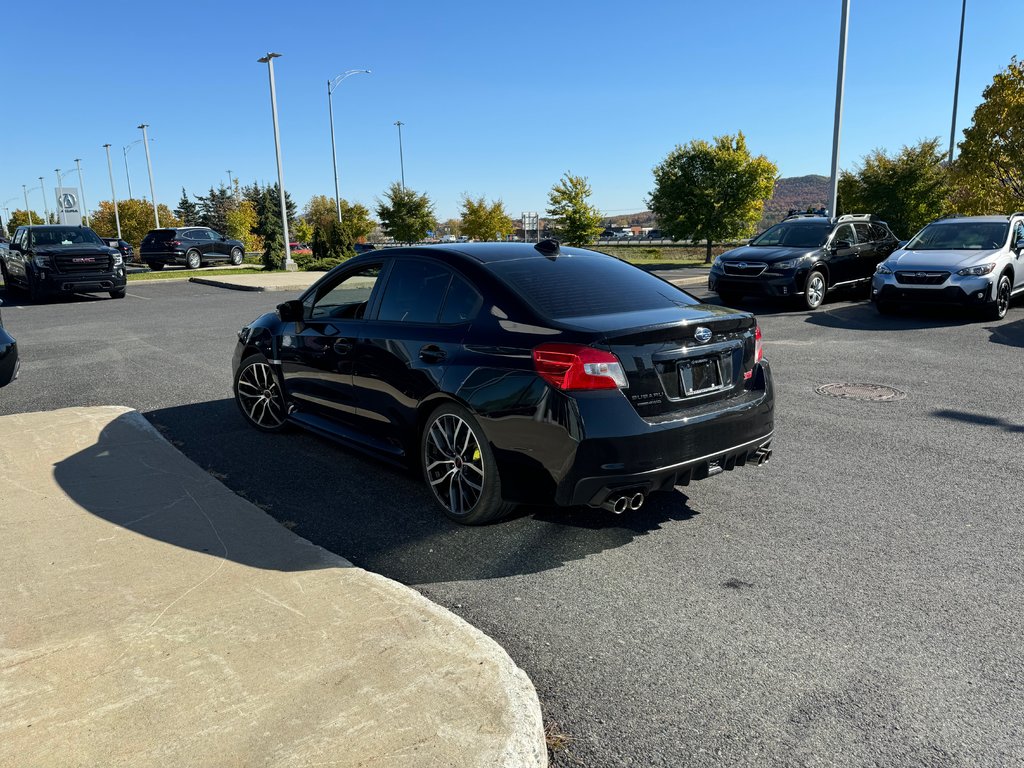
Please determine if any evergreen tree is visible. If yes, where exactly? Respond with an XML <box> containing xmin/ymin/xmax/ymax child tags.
<box><xmin>174</xmin><ymin>187</ymin><xmax>199</xmax><ymax>225</ymax></box>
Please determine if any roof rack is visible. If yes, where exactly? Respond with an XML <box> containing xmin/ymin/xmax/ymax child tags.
<box><xmin>835</xmin><ymin>213</ymin><xmax>886</xmax><ymax>223</ymax></box>
<box><xmin>1008</xmin><ymin>211</ymin><xmax>1024</xmax><ymax>219</ymax></box>
<box><xmin>783</xmin><ymin>208</ymin><xmax>829</xmax><ymax>220</ymax></box>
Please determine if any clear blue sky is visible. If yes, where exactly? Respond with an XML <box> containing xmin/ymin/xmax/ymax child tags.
<box><xmin>1</xmin><ymin>0</ymin><xmax>1018</xmax><ymax>222</ymax></box>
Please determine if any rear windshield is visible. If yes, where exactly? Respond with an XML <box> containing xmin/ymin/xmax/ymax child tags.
<box><xmin>144</xmin><ymin>230</ymin><xmax>178</xmax><ymax>241</ymax></box>
<box><xmin>489</xmin><ymin>255</ymin><xmax>697</xmax><ymax>319</ymax></box>
<box><xmin>905</xmin><ymin>222</ymin><xmax>1008</xmax><ymax>250</ymax></box>
<box><xmin>30</xmin><ymin>227</ymin><xmax>104</xmax><ymax>246</ymax></box>
<box><xmin>750</xmin><ymin>221</ymin><xmax>832</xmax><ymax>248</ymax></box>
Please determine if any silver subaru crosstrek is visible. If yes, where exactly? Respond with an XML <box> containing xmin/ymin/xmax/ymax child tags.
<box><xmin>871</xmin><ymin>213</ymin><xmax>1024</xmax><ymax>320</ymax></box>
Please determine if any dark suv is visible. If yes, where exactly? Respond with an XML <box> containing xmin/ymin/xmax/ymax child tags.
<box><xmin>140</xmin><ymin>227</ymin><xmax>245</xmax><ymax>270</ymax></box>
<box><xmin>708</xmin><ymin>213</ymin><xmax>899</xmax><ymax>310</ymax></box>
<box><xmin>1</xmin><ymin>225</ymin><xmax>127</xmax><ymax>301</ymax></box>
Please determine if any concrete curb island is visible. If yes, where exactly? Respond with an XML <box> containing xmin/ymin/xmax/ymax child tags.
<box><xmin>0</xmin><ymin>406</ymin><xmax>546</xmax><ymax>767</ymax></box>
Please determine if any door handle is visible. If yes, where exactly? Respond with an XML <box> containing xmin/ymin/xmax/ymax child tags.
<box><xmin>333</xmin><ymin>338</ymin><xmax>354</xmax><ymax>355</ymax></box>
<box><xmin>419</xmin><ymin>344</ymin><xmax>447</xmax><ymax>363</ymax></box>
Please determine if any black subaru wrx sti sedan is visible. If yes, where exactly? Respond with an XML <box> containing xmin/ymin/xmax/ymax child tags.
<box><xmin>232</xmin><ymin>240</ymin><xmax>774</xmax><ymax>524</ymax></box>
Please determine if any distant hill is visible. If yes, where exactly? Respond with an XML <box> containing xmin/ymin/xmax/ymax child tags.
<box><xmin>608</xmin><ymin>174</ymin><xmax>830</xmax><ymax>232</ymax></box>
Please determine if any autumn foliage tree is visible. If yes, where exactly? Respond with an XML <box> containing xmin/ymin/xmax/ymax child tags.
<box><xmin>648</xmin><ymin>132</ymin><xmax>777</xmax><ymax>262</ymax></box>
<box><xmin>545</xmin><ymin>173</ymin><xmax>603</xmax><ymax>247</ymax></box>
<box><xmin>88</xmin><ymin>200</ymin><xmax>181</xmax><ymax>247</ymax></box>
<box><xmin>459</xmin><ymin>195</ymin><xmax>513</xmax><ymax>241</ymax></box>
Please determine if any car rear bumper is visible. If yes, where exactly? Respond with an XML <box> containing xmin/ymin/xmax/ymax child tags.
<box><xmin>141</xmin><ymin>250</ymin><xmax>186</xmax><ymax>264</ymax></box>
<box><xmin>483</xmin><ymin>361</ymin><xmax>775</xmax><ymax>508</ymax></box>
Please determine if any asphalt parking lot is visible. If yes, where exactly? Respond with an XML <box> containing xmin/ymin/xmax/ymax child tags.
<box><xmin>1</xmin><ymin>279</ymin><xmax>1022</xmax><ymax>767</ymax></box>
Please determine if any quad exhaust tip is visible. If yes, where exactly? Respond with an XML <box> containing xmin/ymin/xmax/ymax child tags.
<box><xmin>602</xmin><ymin>491</ymin><xmax>645</xmax><ymax>515</ymax></box>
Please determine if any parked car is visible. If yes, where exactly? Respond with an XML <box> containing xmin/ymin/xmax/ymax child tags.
<box><xmin>0</xmin><ymin>300</ymin><xmax>18</xmax><ymax>387</ymax></box>
<box><xmin>103</xmin><ymin>238</ymin><xmax>135</xmax><ymax>263</ymax></box>
<box><xmin>1</xmin><ymin>225</ymin><xmax>127</xmax><ymax>301</ymax></box>
<box><xmin>708</xmin><ymin>212</ymin><xmax>899</xmax><ymax>310</ymax></box>
<box><xmin>232</xmin><ymin>240</ymin><xmax>774</xmax><ymax>525</ymax></box>
<box><xmin>646</xmin><ymin>229</ymin><xmax>665</xmax><ymax>240</ymax></box>
<box><xmin>872</xmin><ymin>213</ymin><xmax>1024</xmax><ymax>320</ymax></box>
<box><xmin>140</xmin><ymin>227</ymin><xmax>245</xmax><ymax>270</ymax></box>
<box><xmin>353</xmin><ymin>243</ymin><xmax>377</xmax><ymax>255</ymax></box>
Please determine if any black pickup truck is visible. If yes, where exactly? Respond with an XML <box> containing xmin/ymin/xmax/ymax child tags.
<box><xmin>1</xmin><ymin>225</ymin><xmax>127</xmax><ymax>301</ymax></box>
<box><xmin>0</xmin><ymin>300</ymin><xmax>18</xmax><ymax>387</ymax></box>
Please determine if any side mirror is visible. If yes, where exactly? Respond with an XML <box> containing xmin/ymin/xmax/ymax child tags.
<box><xmin>277</xmin><ymin>299</ymin><xmax>305</xmax><ymax>322</ymax></box>
<box><xmin>1015</xmin><ymin>235</ymin><xmax>1024</xmax><ymax>251</ymax></box>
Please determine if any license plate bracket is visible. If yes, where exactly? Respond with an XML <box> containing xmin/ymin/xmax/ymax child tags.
<box><xmin>679</xmin><ymin>356</ymin><xmax>723</xmax><ymax>396</ymax></box>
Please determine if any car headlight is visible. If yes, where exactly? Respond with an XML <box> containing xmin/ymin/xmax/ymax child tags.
<box><xmin>33</xmin><ymin>254</ymin><xmax>51</xmax><ymax>268</ymax></box>
<box><xmin>875</xmin><ymin>263</ymin><xmax>893</xmax><ymax>274</ymax></box>
<box><xmin>772</xmin><ymin>259</ymin><xmax>796</xmax><ymax>270</ymax></box>
<box><xmin>712</xmin><ymin>256</ymin><xmax>723</xmax><ymax>268</ymax></box>
<box><xmin>956</xmin><ymin>263</ymin><xmax>996</xmax><ymax>276</ymax></box>
<box><xmin>112</xmin><ymin>253</ymin><xmax>123</xmax><ymax>266</ymax></box>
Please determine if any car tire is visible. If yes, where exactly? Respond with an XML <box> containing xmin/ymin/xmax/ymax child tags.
<box><xmin>802</xmin><ymin>269</ymin><xmax>826</xmax><ymax>310</ymax></box>
<box><xmin>185</xmin><ymin>250</ymin><xmax>202</xmax><ymax>270</ymax></box>
<box><xmin>985</xmin><ymin>273</ymin><xmax>1012</xmax><ymax>321</ymax></box>
<box><xmin>421</xmin><ymin>402</ymin><xmax>515</xmax><ymax>525</ymax></box>
<box><xmin>25</xmin><ymin>274</ymin><xmax>41</xmax><ymax>303</ymax></box>
<box><xmin>230</xmin><ymin>248</ymin><xmax>244</xmax><ymax>266</ymax></box>
<box><xmin>234</xmin><ymin>354</ymin><xmax>289</xmax><ymax>433</ymax></box>
<box><xmin>0</xmin><ymin>263</ymin><xmax>11</xmax><ymax>293</ymax></box>
<box><xmin>109</xmin><ymin>288</ymin><xmax>126</xmax><ymax>299</ymax></box>
<box><xmin>148</xmin><ymin>262</ymin><xmax>165</xmax><ymax>271</ymax></box>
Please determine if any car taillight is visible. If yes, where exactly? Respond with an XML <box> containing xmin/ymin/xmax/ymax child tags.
<box><xmin>744</xmin><ymin>325</ymin><xmax>763</xmax><ymax>380</ymax></box>
<box><xmin>532</xmin><ymin>343</ymin><xmax>629</xmax><ymax>390</ymax></box>
<box><xmin>167</xmin><ymin>240</ymin><xmax>181</xmax><ymax>247</ymax></box>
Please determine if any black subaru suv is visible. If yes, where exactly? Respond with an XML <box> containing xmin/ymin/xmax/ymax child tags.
<box><xmin>1</xmin><ymin>225</ymin><xmax>127</xmax><ymax>301</ymax></box>
<box><xmin>140</xmin><ymin>227</ymin><xmax>246</xmax><ymax>270</ymax></box>
<box><xmin>708</xmin><ymin>213</ymin><xmax>899</xmax><ymax>310</ymax></box>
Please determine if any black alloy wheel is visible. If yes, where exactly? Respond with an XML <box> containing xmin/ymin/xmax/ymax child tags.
<box><xmin>421</xmin><ymin>403</ymin><xmax>513</xmax><ymax>525</ymax></box>
<box><xmin>802</xmin><ymin>269</ymin><xmax>826</xmax><ymax>310</ymax></box>
<box><xmin>234</xmin><ymin>354</ymin><xmax>288</xmax><ymax>432</ymax></box>
<box><xmin>109</xmin><ymin>288</ymin><xmax>126</xmax><ymax>299</ymax></box>
<box><xmin>230</xmin><ymin>248</ymin><xmax>244</xmax><ymax>266</ymax></box>
<box><xmin>186</xmin><ymin>250</ymin><xmax>202</xmax><ymax>270</ymax></box>
<box><xmin>986</xmin><ymin>274</ymin><xmax>1012</xmax><ymax>321</ymax></box>
<box><xmin>148</xmin><ymin>262</ymin><xmax>165</xmax><ymax>271</ymax></box>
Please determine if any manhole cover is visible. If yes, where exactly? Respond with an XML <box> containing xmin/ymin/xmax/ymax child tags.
<box><xmin>815</xmin><ymin>383</ymin><xmax>907</xmax><ymax>402</ymax></box>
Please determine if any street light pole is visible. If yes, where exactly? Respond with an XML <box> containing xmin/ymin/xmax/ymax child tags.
<box><xmin>38</xmin><ymin>177</ymin><xmax>49</xmax><ymax>223</ymax></box>
<box><xmin>22</xmin><ymin>185</ymin><xmax>34</xmax><ymax>225</ymax></box>
<box><xmin>948</xmin><ymin>0</ymin><xmax>967</xmax><ymax>164</ymax></box>
<box><xmin>394</xmin><ymin>120</ymin><xmax>406</xmax><ymax>190</ymax></box>
<box><xmin>328</xmin><ymin>69</ymin><xmax>371</xmax><ymax>222</ymax></box>
<box><xmin>103</xmin><ymin>144</ymin><xmax>122</xmax><ymax>239</ymax></box>
<box><xmin>75</xmin><ymin>158</ymin><xmax>89</xmax><ymax>226</ymax></box>
<box><xmin>827</xmin><ymin>0</ymin><xmax>850</xmax><ymax>219</ymax></box>
<box><xmin>55</xmin><ymin>169</ymin><xmax>67</xmax><ymax>224</ymax></box>
<box><xmin>138</xmin><ymin>124</ymin><xmax>159</xmax><ymax>228</ymax></box>
<box><xmin>123</xmin><ymin>144</ymin><xmax>134</xmax><ymax>199</ymax></box>
<box><xmin>258</xmin><ymin>52</ymin><xmax>293</xmax><ymax>270</ymax></box>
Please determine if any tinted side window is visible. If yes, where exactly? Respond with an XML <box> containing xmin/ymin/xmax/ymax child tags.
<box><xmin>833</xmin><ymin>224</ymin><xmax>856</xmax><ymax>245</ymax></box>
<box><xmin>869</xmin><ymin>224</ymin><xmax>889</xmax><ymax>242</ymax></box>
<box><xmin>191</xmin><ymin>230</ymin><xmax>210</xmax><ymax>241</ymax></box>
<box><xmin>852</xmin><ymin>223</ymin><xmax>872</xmax><ymax>243</ymax></box>
<box><xmin>310</xmin><ymin>264</ymin><xmax>381</xmax><ymax>319</ymax></box>
<box><xmin>440</xmin><ymin>274</ymin><xmax>483</xmax><ymax>324</ymax></box>
<box><xmin>377</xmin><ymin>260</ymin><xmax>452</xmax><ymax>324</ymax></box>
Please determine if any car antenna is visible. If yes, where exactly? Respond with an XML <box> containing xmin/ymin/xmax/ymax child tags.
<box><xmin>535</xmin><ymin>238</ymin><xmax>560</xmax><ymax>259</ymax></box>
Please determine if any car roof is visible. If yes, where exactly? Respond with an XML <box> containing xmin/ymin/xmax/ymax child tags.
<box><xmin>932</xmin><ymin>215</ymin><xmax>1016</xmax><ymax>224</ymax></box>
<box><xmin>396</xmin><ymin>241</ymin><xmax>598</xmax><ymax>264</ymax></box>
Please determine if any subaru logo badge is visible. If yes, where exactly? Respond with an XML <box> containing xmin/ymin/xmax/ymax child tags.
<box><xmin>695</xmin><ymin>326</ymin><xmax>713</xmax><ymax>344</ymax></box>
<box><xmin>735</xmin><ymin>262</ymin><xmax>748</xmax><ymax>269</ymax></box>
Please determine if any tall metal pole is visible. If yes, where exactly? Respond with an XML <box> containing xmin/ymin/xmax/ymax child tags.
<box><xmin>948</xmin><ymin>0</ymin><xmax>967</xmax><ymax>164</ymax></box>
<box><xmin>123</xmin><ymin>145</ymin><xmax>134</xmax><ymax>199</ymax></box>
<box><xmin>55</xmin><ymin>170</ymin><xmax>67</xmax><ymax>224</ymax></box>
<box><xmin>226</xmin><ymin>169</ymin><xmax>232</xmax><ymax>193</ymax></box>
<box><xmin>75</xmin><ymin>158</ymin><xmax>89</xmax><ymax>226</ymax></box>
<box><xmin>328</xmin><ymin>70</ymin><xmax>371</xmax><ymax>223</ymax></box>
<box><xmin>138</xmin><ymin>124</ymin><xmax>159</xmax><ymax>228</ymax></box>
<box><xmin>828</xmin><ymin>0</ymin><xmax>850</xmax><ymax>219</ymax></box>
<box><xmin>394</xmin><ymin>121</ymin><xmax>406</xmax><ymax>190</ymax></box>
<box><xmin>22</xmin><ymin>185</ymin><xmax>34</xmax><ymax>225</ymax></box>
<box><xmin>38</xmin><ymin>178</ymin><xmax>49</xmax><ymax>223</ymax></box>
<box><xmin>103</xmin><ymin>144</ymin><xmax>122</xmax><ymax>239</ymax></box>
<box><xmin>258</xmin><ymin>53</ymin><xmax>293</xmax><ymax>269</ymax></box>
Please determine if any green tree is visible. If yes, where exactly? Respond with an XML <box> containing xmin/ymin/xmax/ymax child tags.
<box><xmin>441</xmin><ymin>218</ymin><xmax>462</xmax><ymax>237</ymax></box>
<box><xmin>89</xmin><ymin>200</ymin><xmax>181</xmax><ymax>248</ymax></box>
<box><xmin>340</xmin><ymin>200</ymin><xmax>376</xmax><ymax>241</ymax></box>
<box><xmin>304</xmin><ymin>194</ymin><xmax>337</xmax><ymax>233</ymax></box>
<box><xmin>375</xmin><ymin>183</ymin><xmax>436</xmax><ymax>243</ymax></box>
<box><xmin>545</xmin><ymin>173</ymin><xmax>603</xmax><ymax>247</ymax></box>
<box><xmin>195</xmin><ymin>185</ymin><xmax>237</xmax><ymax>234</ymax></box>
<box><xmin>648</xmin><ymin>132</ymin><xmax>778</xmax><ymax>262</ymax></box>
<box><xmin>5</xmin><ymin>209</ymin><xmax>44</xmax><ymax>233</ymax></box>
<box><xmin>951</xmin><ymin>56</ymin><xmax>1024</xmax><ymax>214</ymax></box>
<box><xmin>292</xmin><ymin>219</ymin><xmax>314</xmax><ymax>246</ymax></box>
<box><xmin>224</xmin><ymin>199</ymin><xmax>262</xmax><ymax>252</ymax></box>
<box><xmin>459</xmin><ymin>195</ymin><xmax>514</xmax><ymax>241</ymax></box>
<box><xmin>837</xmin><ymin>139</ymin><xmax>949</xmax><ymax>238</ymax></box>
<box><xmin>174</xmin><ymin>188</ymin><xmax>200</xmax><ymax>225</ymax></box>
